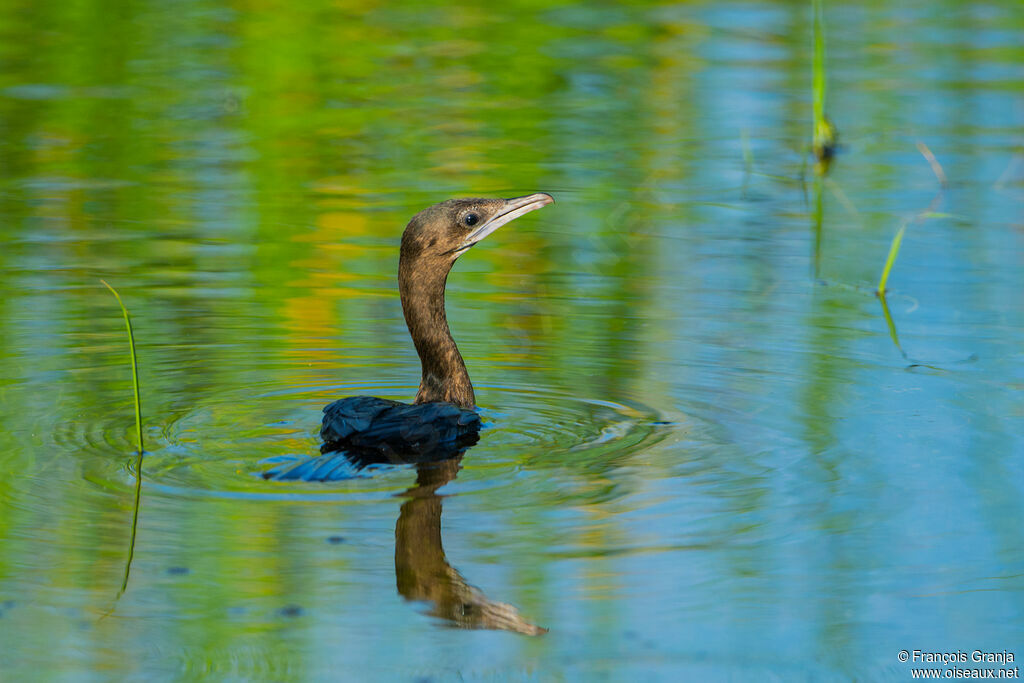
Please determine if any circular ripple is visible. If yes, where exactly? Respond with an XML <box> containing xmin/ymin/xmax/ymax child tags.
<box><xmin>86</xmin><ymin>382</ymin><xmax>678</xmax><ymax>501</ymax></box>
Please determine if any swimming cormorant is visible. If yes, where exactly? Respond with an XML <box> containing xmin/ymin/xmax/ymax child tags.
<box><xmin>319</xmin><ymin>193</ymin><xmax>554</xmax><ymax>456</ymax></box>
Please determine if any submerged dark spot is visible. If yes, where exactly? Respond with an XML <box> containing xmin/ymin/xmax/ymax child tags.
<box><xmin>326</xmin><ymin>535</ymin><xmax>345</xmax><ymax>545</ymax></box>
<box><xmin>278</xmin><ymin>605</ymin><xmax>304</xmax><ymax>618</ymax></box>
<box><xmin>166</xmin><ymin>566</ymin><xmax>190</xmax><ymax>576</ymax></box>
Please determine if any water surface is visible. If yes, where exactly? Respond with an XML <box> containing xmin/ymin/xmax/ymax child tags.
<box><xmin>1</xmin><ymin>0</ymin><xmax>1022</xmax><ymax>679</ymax></box>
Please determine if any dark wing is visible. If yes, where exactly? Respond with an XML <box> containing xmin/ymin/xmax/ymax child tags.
<box><xmin>265</xmin><ymin>400</ymin><xmax>482</xmax><ymax>481</ymax></box>
<box><xmin>321</xmin><ymin>396</ymin><xmax>481</xmax><ymax>452</ymax></box>
<box><xmin>262</xmin><ymin>452</ymin><xmax>357</xmax><ymax>481</ymax></box>
<box><xmin>320</xmin><ymin>396</ymin><xmax>406</xmax><ymax>443</ymax></box>
<box><xmin>345</xmin><ymin>401</ymin><xmax>477</xmax><ymax>451</ymax></box>
<box><xmin>262</xmin><ymin>432</ymin><xmax>480</xmax><ymax>482</ymax></box>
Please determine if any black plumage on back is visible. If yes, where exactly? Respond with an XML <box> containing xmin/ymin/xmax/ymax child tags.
<box><xmin>320</xmin><ymin>396</ymin><xmax>481</xmax><ymax>453</ymax></box>
<box><xmin>262</xmin><ymin>400</ymin><xmax>480</xmax><ymax>482</ymax></box>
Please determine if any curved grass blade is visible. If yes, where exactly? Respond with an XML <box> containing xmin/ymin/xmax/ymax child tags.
<box><xmin>877</xmin><ymin>292</ymin><xmax>906</xmax><ymax>359</ymax></box>
<box><xmin>877</xmin><ymin>224</ymin><xmax>906</xmax><ymax>295</ymax></box>
<box><xmin>100</xmin><ymin>280</ymin><xmax>144</xmax><ymax>598</ymax></box>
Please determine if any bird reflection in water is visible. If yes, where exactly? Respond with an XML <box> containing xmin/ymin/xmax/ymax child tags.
<box><xmin>396</xmin><ymin>456</ymin><xmax>547</xmax><ymax>636</ymax></box>
<box><xmin>264</xmin><ymin>439</ymin><xmax>547</xmax><ymax>636</ymax></box>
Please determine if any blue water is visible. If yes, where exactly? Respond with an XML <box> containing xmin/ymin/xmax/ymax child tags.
<box><xmin>0</xmin><ymin>0</ymin><xmax>1022</xmax><ymax>679</ymax></box>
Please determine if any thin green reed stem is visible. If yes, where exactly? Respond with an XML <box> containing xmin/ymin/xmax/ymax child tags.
<box><xmin>811</xmin><ymin>0</ymin><xmax>836</xmax><ymax>165</ymax></box>
<box><xmin>100</xmin><ymin>280</ymin><xmax>143</xmax><ymax>596</ymax></box>
<box><xmin>811</xmin><ymin>174</ymin><xmax>824</xmax><ymax>280</ymax></box>
<box><xmin>812</xmin><ymin>0</ymin><xmax>826</xmax><ymax>135</ymax></box>
<box><xmin>877</xmin><ymin>292</ymin><xmax>906</xmax><ymax>358</ymax></box>
<box><xmin>101</xmin><ymin>281</ymin><xmax>142</xmax><ymax>453</ymax></box>
<box><xmin>877</xmin><ymin>224</ymin><xmax>906</xmax><ymax>295</ymax></box>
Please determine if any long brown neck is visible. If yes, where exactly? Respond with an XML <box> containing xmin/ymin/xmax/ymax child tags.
<box><xmin>398</xmin><ymin>257</ymin><xmax>475</xmax><ymax>409</ymax></box>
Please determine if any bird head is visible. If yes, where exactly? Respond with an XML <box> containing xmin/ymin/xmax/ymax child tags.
<box><xmin>400</xmin><ymin>193</ymin><xmax>554</xmax><ymax>271</ymax></box>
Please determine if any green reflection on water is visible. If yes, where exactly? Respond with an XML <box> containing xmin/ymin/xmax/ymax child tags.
<box><xmin>1</xmin><ymin>0</ymin><xmax>1022</xmax><ymax>678</ymax></box>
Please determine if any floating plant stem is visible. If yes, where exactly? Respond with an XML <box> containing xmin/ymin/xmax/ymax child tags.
<box><xmin>101</xmin><ymin>280</ymin><xmax>142</xmax><ymax>455</ymax></box>
<box><xmin>812</xmin><ymin>174</ymin><xmax>824</xmax><ymax>280</ymax></box>
<box><xmin>811</xmin><ymin>0</ymin><xmax>826</xmax><ymax>136</ymax></box>
<box><xmin>877</xmin><ymin>291</ymin><xmax>906</xmax><ymax>358</ymax></box>
<box><xmin>873</xmin><ymin>143</ymin><xmax>950</xmax><ymax>361</ymax></box>
<box><xmin>877</xmin><ymin>143</ymin><xmax>946</xmax><ymax>296</ymax></box>
<box><xmin>811</xmin><ymin>0</ymin><xmax>837</xmax><ymax>166</ymax></box>
<box><xmin>100</xmin><ymin>280</ymin><xmax>144</xmax><ymax>597</ymax></box>
<box><xmin>916</xmin><ymin>141</ymin><xmax>947</xmax><ymax>187</ymax></box>
<box><xmin>877</xmin><ymin>223</ymin><xmax>906</xmax><ymax>295</ymax></box>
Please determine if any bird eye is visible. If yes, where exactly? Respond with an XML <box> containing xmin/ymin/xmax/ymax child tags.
<box><xmin>463</xmin><ymin>213</ymin><xmax>479</xmax><ymax>226</ymax></box>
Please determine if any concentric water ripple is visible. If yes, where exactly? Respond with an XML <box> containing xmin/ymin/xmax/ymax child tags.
<box><xmin>63</xmin><ymin>382</ymin><xmax>678</xmax><ymax>501</ymax></box>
